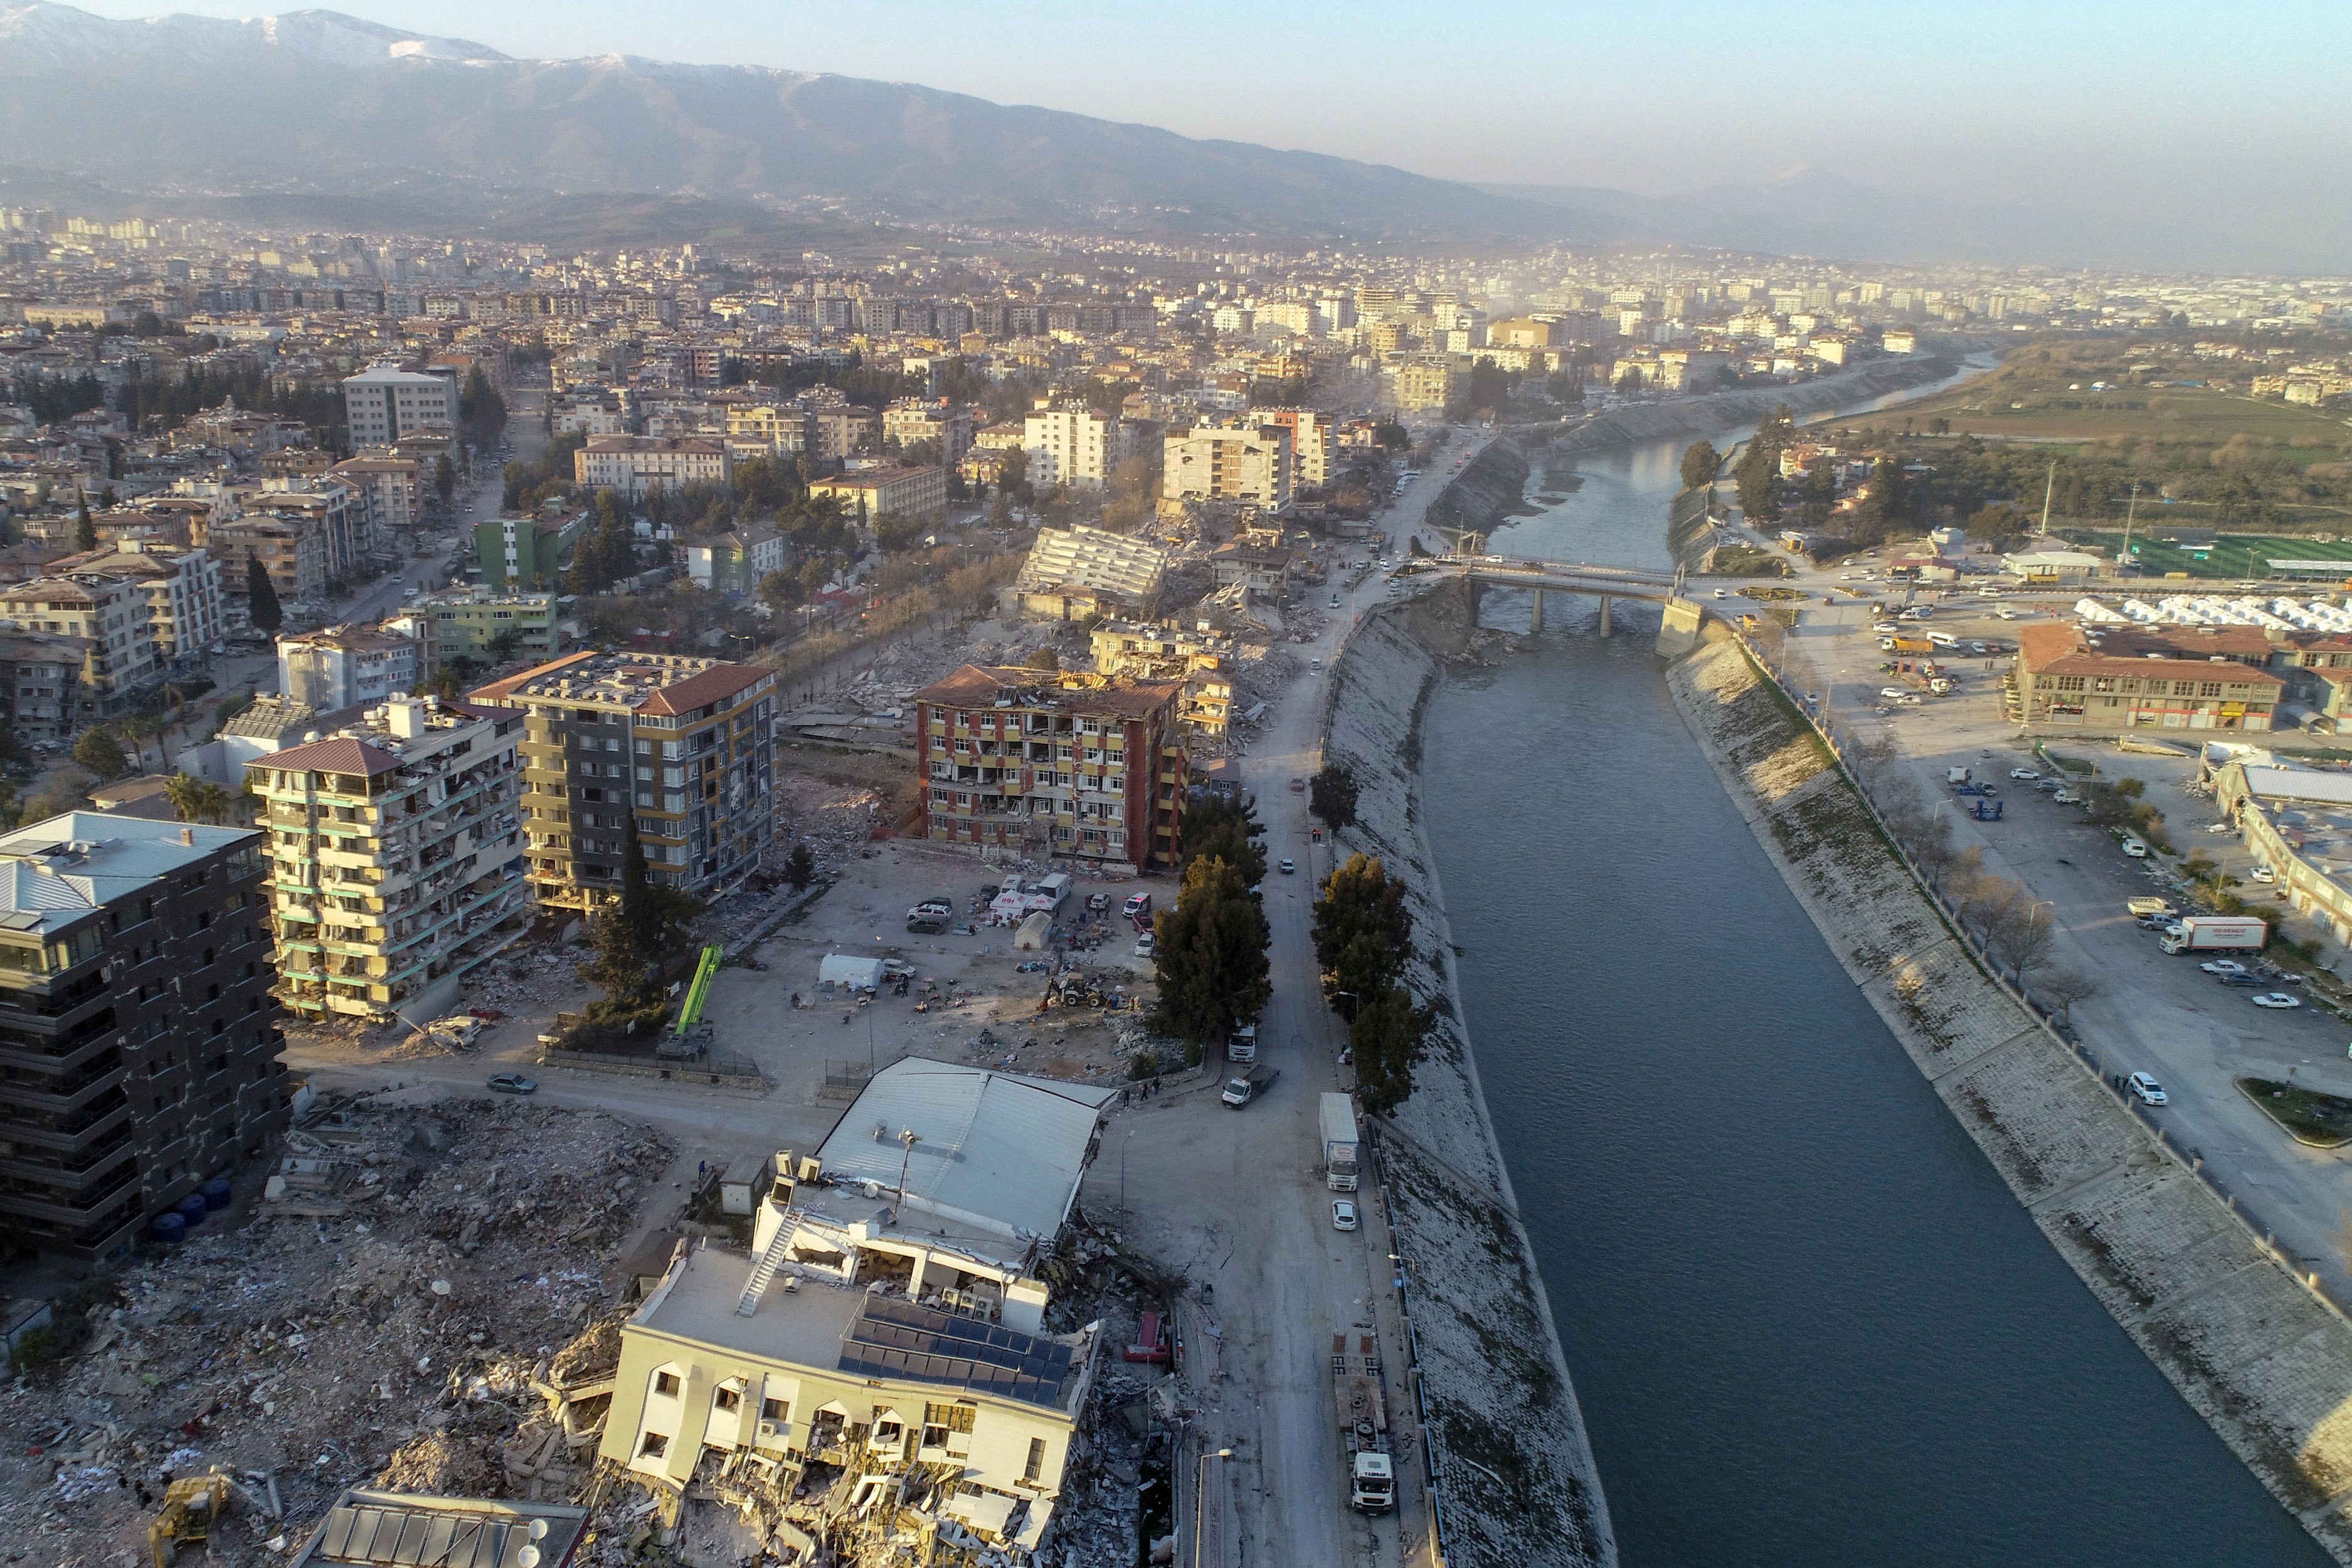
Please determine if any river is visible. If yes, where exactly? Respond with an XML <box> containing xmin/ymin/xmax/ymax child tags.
<box><xmin>1416</xmin><ymin>398</ymin><xmax>2331</xmax><ymax>1565</ymax></box>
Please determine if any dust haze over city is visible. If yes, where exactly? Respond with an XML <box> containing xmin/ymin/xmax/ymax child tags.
<box><xmin>1</xmin><ymin>3</ymin><xmax>2351</xmax><ymax>1567</ymax></box>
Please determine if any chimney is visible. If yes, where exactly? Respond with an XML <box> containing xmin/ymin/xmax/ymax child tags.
<box><xmin>179</xmin><ymin>827</ymin><xmax>194</xmax><ymax>845</ymax></box>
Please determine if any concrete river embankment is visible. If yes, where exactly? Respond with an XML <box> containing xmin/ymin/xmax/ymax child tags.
<box><xmin>1337</xmin><ymin>378</ymin><xmax>2347</xmax><ymax>1564</ymax></box>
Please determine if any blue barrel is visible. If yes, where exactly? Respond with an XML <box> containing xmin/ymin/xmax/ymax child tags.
<box><xmin>174</xmin><ymin>1194</ymin><xmax>208</xmax><ymax>1227</ymax></box>
<box><xmin>200</xmin><ymin>1177</ymin><xmax>232</xmax><ymax>1210</ymax></box>
<box><xmin>151</xmin><ymin>1212</ymin><xmax>186</xmax><ymax>1244</ymax></box>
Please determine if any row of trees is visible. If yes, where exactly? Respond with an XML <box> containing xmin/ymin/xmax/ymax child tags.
<box><xmin>1311</xmin><ymin>854</ymin><xmax>1429</xmax><ymax>1115</ymax></box>
<box><xmin>1151</xmin><ymin>794</ymin><xmax>1272</xmax><ymax>1059</ymax></box>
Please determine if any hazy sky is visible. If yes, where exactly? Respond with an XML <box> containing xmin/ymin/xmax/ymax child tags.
<box><xmin>63</xmin><ymin>0</ymin><xmax>2352</xmax><ymax>240</ymax></box>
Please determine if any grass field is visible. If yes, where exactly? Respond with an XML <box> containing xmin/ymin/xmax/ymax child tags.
<box><xmin>2238</xmin><ymin>1078</ymin><xmax>2352</xmax><ymax>1148</ymax></box>
<box><xmin>1894</xmin><ymin>368</ymin><xmax>2352</xmax><ymax>450</ymax></box>
<box><xmin>2063</xmin><ymin>529</ymin><xmax>2352</xmax><ymax>582</ymax></box>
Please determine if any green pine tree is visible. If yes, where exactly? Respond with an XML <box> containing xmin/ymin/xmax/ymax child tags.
<box><xmin>74</xmin><ymin>495</ymin><xmax>97</xmax><ymax>551</ymax></box>
<box><xmin>246</xmin><ymin>552</ymin><xmax>282</xmax><ymax>633</ymax></box>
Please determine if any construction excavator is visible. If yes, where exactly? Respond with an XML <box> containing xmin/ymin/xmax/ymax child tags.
<box><xmin>149</xmin><ymin>1473</ymin><xmax>231</xmax><ymax>1568</ymax></box>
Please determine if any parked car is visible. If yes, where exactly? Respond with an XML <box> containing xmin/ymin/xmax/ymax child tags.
<box><xmin>1279</xmin><ymin>857</ymin><xmax>1296</xmax><ymax>875</ymax></box>
<box><xmin>1994</xmin><ymin>606</ymin><xmax>2021</xmax><ymax>620</ymax></box>
<box><xmin>1133</xmin><ymin>933</ymin><xmax>1157</xmax><ymax>959</ymax></box>
<box><xmin>2201</xmin><ymin>959</ymin><xmax>2250</xmax><ymax>976</ymax></box>
<box><xmin>2217</xmin><ymin>972</ymin><xmax>2263</xmax><ymax>987</ymax></box>
<box><xmin>2252</xmin><ymin>992</ymin><xmax>2302</xmax><ymax>1009</ymax></box>
<box><xmin>2250</xmin><ymin>864</ymin><xmax>2277</xmax><ymax>884</ymax></box>
<box><xmin>2009</xmin><ymin>768</ymin><xmax>2040</xmax><ymax>781</ymax></box>
<box><xmin>2126</xmin><ymin>1071</ymin><xmax>2168</xmax><ymax>1106</ymax></box>
<box><xmin>487</xmin><ymin>1074</ymin><xmax>537</xmax><ymax>1095</ymax></box>
<box><xmin>1880</xmin><ymin>686</ymin><xmax>1909</xmax><ymax>701</ymax></box>
<box><xmin>1289</xmin><ymin>776</ymin><xmax>1306</xmax><ymax>792</ymax></box>
<box><xmin>2052</xmin><ymin>789</ymin><xmax>2084</xmax><ymax>805</ymax></box>
<box><xmin>2119</xmin><ymin>836</ymin><xmax>2149</xmax><ymax>858</ymax></box>
<box><xmin>1332</xmin><ymin>1199</ymin><xmax>1360</xmax><ymax>1232</ymax></box>
<box><xmin>2206</xmin><ymin>821</ymin><xmax>2239</xmax><ymax>834</ymax></box>
<box><xmin>2034</xmin><ymin>778</ymin><xmax>2064</xmax><ymax>793</ymax></box>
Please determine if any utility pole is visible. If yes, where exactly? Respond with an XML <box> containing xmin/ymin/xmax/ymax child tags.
<box><xmin>2121</xmin><ymin>482</ymin><xmax>2139</xmax><ymax>575</ymax></box>
<box><xmin>2038</xmin><ymin>460</ymin><xmax>2056</xmax><ymax>539</ymax></box>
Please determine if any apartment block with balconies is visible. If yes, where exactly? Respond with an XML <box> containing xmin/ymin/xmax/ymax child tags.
<box><xmin>245</xmin><ymin>695</ymin><xmax>526</xmax><ymax>1022</ymax></box>
<box><xmin>0</xmin><ymin>815</ymin><xmax>283</xmax><ymax>1259</ymax></box>
<box><xmin>469</xmin><ymin>651</ymin><xmax>776</xmax><ymax>913</ymax></box>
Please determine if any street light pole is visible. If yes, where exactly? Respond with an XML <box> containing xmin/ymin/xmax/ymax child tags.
<box><xmin>1192</xmin><ymin>1446</ymin><xmax>1233</xmax><ymax>1568</ymax></box>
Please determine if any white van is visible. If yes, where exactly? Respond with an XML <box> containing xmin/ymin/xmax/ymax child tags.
<box><xmin>1927</xmin><ymin>631</ymin><xmax>1958</xmax><ymax>649</ymax></box>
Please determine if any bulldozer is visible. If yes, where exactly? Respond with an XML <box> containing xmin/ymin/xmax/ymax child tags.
<box><xmin>149</xmin><ymin>1473</ymin><xmax>231</xmax><ymax>1568</ymax></box>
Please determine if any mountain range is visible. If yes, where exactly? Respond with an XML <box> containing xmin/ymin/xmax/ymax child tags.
<box><xmin>0</xmin><ymin>4</ymin><xmax>2331</xmax><ymax>270</ymax></box>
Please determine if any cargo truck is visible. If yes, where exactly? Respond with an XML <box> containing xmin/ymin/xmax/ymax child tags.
<box><xmin>2160</xmin><ymin>916</ymin><xmax>2266</xmax><ymax>955</ymax></box>
<box><xmin>1320</xmin><ymin>1093</ymin><xmax>1360</xmax><ymax>1192</ymax></box>
<box><xmin>1226</xmin><ymin>1022</ymin><xmax>1259</xmax><ymax>1064</ymax></box>
<box><xmin>1332</xmin><ymin>1330</ymin><xmax>1396</xmax><ymax>1513</ymax></box>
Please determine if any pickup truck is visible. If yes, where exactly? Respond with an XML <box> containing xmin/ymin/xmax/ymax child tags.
<box><xmin>1222</xmin><ymin>1065</ymin><xmax>1279</xmax><ymax>1108</ymax></box>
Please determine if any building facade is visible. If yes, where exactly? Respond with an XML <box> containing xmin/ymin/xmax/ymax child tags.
<box><xmin>0</xmin><ymin>815</ymin><xmax>285</xmax><ymax>1258</ymax></box>
<box><xmin>914</xmin><ymin>665</ymin><xmax>1187</xmax><ymax>871</ymax></box>
<box><xmin>476</xmin><ymin>510</ymin><xmax>589</xmax><ymax>590</ymax></box>
<box><xmin>575</xmin><ymin>437</ymin><xmax>733</xmax><ymax>500</ymax></box>
<box><xmin>276</xmin><ymin>626</ymin><xmax>422</xmax><ymax>712</ymax></box>
<box><xmin>1161</xmin><ymin>420</ymin><xmax>1295</xmax><ymax>511</ymax></box>
<box><xmin>0</xmin><ymin>631</ymin><xmax>87</xmax><ymax>741</ymax></box>
<box><xmin>52</xmin><ymin>541</ymin><xmax>225</xmax><ymax>662</ymax></box>
<box><xmin>2013</xmin><ymin>623</ymin><xmax>2284</xmax><ymax>732</ymax></box>
<box><xmin>396</xmin><ymin>590</ymin><xmax>564</xmax><ymax>673</ymax></box>
<box><xmin>246</xmin><ymin>696</ymin><xmax>526</xmax><ymax>1022</ymax></box>
<box><xmin>882</xmin><ymin>398</ymin><xmax>976</xmax><ymax>467</ymax></box>
<box><xmin>0</xmin><ymin>573</ymin><xmax>155</xmax><ymax>718</ymax></box>
<box><xmin>342</xmin><ymin>365</ymin><xmax>457</xmax><ymax>447</ymax></box>
<box><xmin>1022</xmin><ymin>404</ymin><xmax>1135</xmax><ymax>491</ymax></box>
<box><xmin>807</xmin><ymin>464</ymin><xmax>948</xmax><ymax>527</ymax></box>
<box><xmin>470</xmin><ymin>652</ymin><xmax>778</xmax><ymax>911</ymax></box>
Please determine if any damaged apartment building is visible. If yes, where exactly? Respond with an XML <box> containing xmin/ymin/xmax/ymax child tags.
<box><xmin>600</xmin><ymin>1059</ymin><xmax>1118</xmax><ymax>1565</ymax></box>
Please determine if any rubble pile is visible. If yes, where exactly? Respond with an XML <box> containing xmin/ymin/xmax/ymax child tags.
<box><xmin>4</xmin><ymin>1098</ymin><xmax>677</xmax><ymax>1564</ymax></box>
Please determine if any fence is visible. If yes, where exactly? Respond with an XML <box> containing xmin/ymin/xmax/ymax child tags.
<box><xmin>1726</xmin><ymin>621</ymin><xmax>2352</xmax><ymax>1328</ymax></box>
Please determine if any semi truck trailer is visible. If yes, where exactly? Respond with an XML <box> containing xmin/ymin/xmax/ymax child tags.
<box><xmin>1333</xmin><ymin>1330</ymin><xmax>1396</xmax><ymax>1513</ymax></box>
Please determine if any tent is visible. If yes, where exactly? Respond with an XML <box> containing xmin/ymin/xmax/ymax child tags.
<box><xmin>818</xmin><ymin>954</ymin><xmax>886</xmax><ymax>990</ymax></box>
<box><xmin>1012</xmin><ymin>911</ymin><xmax>1053</xmax><ymax>950</ymax></box>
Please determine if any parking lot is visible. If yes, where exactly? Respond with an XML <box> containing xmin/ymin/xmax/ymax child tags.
<box><xmin>1789</xmin><ymin>581</ymin><xmax>2352</xmax><ymax>1295</ymax></box>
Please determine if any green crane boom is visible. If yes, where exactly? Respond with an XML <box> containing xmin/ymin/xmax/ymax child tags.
<box><xmin>675</xmin><ymin>945</ymin><xmax>723</xmax><ymax>1034</ymax></box>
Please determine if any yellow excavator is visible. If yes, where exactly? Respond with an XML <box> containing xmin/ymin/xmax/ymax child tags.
<box><xmin>149</xmin><ymin>1473</ymin><xmax>231</xmax><ymax>1568</ymax></box>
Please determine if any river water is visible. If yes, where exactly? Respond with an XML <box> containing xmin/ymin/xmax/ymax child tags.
<box><xmin>1418</xmin><ymin>400</ymin><xmax>2330</xmax><ymax>1565</ymax></box>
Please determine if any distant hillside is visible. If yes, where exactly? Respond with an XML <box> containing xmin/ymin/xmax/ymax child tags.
<box><xmin>0</xmin><ymin>3</ymin><xmax>1628</xmax><ymax>243</ymax></box>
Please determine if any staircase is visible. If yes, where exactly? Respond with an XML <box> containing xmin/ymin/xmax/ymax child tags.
<box><xmin>736</xmin><ymin>1225</ymin><xmax>793</xmax><ymax>1316</ymax></box>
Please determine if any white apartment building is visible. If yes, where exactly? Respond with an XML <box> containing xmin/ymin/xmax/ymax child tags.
<box><xmin>334</xmin><ymin>456</ymin><xmax>423</xmax><ymax>536</ymax></box>
<box><xmin>0</xmin><ymin>573</ymin><xmax>155</xmax><ymax>718</ymax></box>
<box><xmin>1161</xmin><ymin>419</ymin><xmax>1295</xmax><ymax>511</ymax></box>
<box><xmin>277</xmin><ymin>625</ymin><xmax>422</xmax><ymax>712</ymax></box>
<box><xmin>882</xmin><ymin>398</ymin><xmax>975</xmax><ymax>466</ymax></box>
<box><xmin>575</xmin><ymin>436</ymin><xmax>733</xmax><ymax>499</ymax></box>
<box><xmin>56</xmin><ymin>541</ymin><xmax>224</xmax><ymax>662</ymax></box>
<box><xmin>1022</xmin><ymin>403</ymin><xmax>1136</xmax><ymax>492</ymax></box>
<box><xmin>342</xmin><ymin>365</ymin><xmax>457</xmax><ymax>447</ymax></box>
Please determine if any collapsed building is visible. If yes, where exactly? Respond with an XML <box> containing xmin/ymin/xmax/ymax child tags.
<box><xmin>1009</xmin><ymin>526</ymin><xmax>1168</xmax><ymax>623</ymax></box>
<box><xmin>598</xmin><ymin>1058</ymin><xmax>1118</xmax><ymax>1564</ymax></box>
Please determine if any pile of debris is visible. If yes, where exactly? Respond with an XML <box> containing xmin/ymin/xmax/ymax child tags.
<box><xmin>3</xmin><ymin>1097</ymin><xmax>676</xmax><ymax>1564</ymax></box>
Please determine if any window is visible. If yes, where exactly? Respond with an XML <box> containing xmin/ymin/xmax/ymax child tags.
<box><xmin>654</xmin><ymin>1372</ymin><xmax>681</xmax><ymax>1397</ymax></box>
<box><xmin>638</xmin><ymin>1432</ymin><xmax>669</xmax><ymax>1458</ymax></box>
<box><xmin>1024</xmin><ymin>1437</ymin><xmax>1047</xmax><ymax>1483</ymax></box>
<box><xmin>761</xmin><ymin>1397</ymin><xmax>789</xmax><ymax>1422</ymax></box>
<box><xmin>2200</xmin><ymin>682</ymin><xmax>2223</xmax><ymax>697</ymax></box>
<box><xmin>714</xmin><ymin>1388</ymin><xmax>740</xmax><ymax>1412</ymax></box>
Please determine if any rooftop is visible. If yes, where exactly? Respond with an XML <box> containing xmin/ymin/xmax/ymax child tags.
<box><xmin>1015</xmin><ymin>524</ymin><xmax>1168</xmax><ymax>601</ymax></box>
<box><xmin>916</xmin><ymin>665</ymin><xmax>1185</xmax><ymax>723</ymax></box>
<box><xmin>638</xmin><ymin>1245</ymin><xmax>1088</xmax><ymax>1413</ymax></box>
<box><xmin>813</xmin><ymin>1058</ymin><xmax>1118</xmax><ymax>1244</ymax></box>
<box><xmin>469</xmin><ymin>650</ymin><xmax>766</xmax><ymax>714</ymax></box>
<box><xmin>0</xmin><ymin>813</ymin><xmax>255</xmax><ymax>935</ymax></box>
<box><xmin>292</xmin><ymin>1490</ymin><xmax>586</xmax><ymax>1568</ymax></box>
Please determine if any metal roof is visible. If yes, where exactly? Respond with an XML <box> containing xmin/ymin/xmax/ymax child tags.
<box><xmin>0</xmin><ymin>813</ymin><xmax>256</xmax><ymax>935</ymax></box>
<box><xmin>837</xmin><ymin>1296</ymin><xmax>1077</xmax><ymax>1409</ymax></box>
<box><xmin>2242</xmin><ymin>765</ymin><xmax>2352</xmax><ymax>807</ymax></box>
<box><xmin>292</xmin><ymin>1490</ymin><xmax>587</xmax><ymax>1568</ymax></box>
<box><xmin>815</xmin><ymin>1059</ymin><xmax>1116</xmax><ymax>1244</ymax></box>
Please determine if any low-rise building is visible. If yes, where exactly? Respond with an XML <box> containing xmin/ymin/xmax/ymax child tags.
<box><xmin>683</xmin><ymin>527</ymin><xmax>787</xmax><ymax>595</ymax></box>
<box><xmin>0</xmin><ymin>815</ymin><xmax>284</xmax><ymax>1258</ymax></box>
<box><xmin>1207</xmin><ymin>540</ymin><xmax>1301</xmax><ymax>600</ymax></box>
<box><xmin>398</xmin><ymin>590</ymin><xmax>564</xmax><ymax>674</ymax></box>
<box><xmin>2001</xmin><ymin>548</ymin><xmax>2107</xmax><ymax>584</ymax></box>
<box><xmin>807</xmin><ymin>464</ymin><xmax>948</xmax><ymax>527</ymax></box>
<box><xmin>2014</xmin><ymin>623</ymin><xmax>2284</xmax><ymax>733</ymax></box>
<box><xmin>277</xmin><ymin>625</ymin><xmax>422</xmax><ymax>712</ymax></box>
<box><xmin>470</xmin><ymin>652</ymin><xmax>777</xmax><ymax>911</ymax></box>
<box><xmin>0</xmin><ymin>630</ymin><xmax>88</xmax><ymax>741</ymax></box>
<box><xmin>246</xmin><ymin>695</ymin><xmax>527</xmax><ymax>1022</ymax></box>
<box><xmin>914</xmin><ymin>664</ymin><xmax>1187</xmax><ymax>871</ymax></box>
<box><xmin>599</xmin><ymin>1059</ymin><xmax>1114</xmax><ymax>1559</ymax></box>
<box><xmin>475</xmin><ymin>510</ymin><xmax>589</xmax><ymax>590</ymax></box>
<box><xmin>575</xmin><ymin>436</ymin><xmax>732</xmax><ymax>500</ymax></box>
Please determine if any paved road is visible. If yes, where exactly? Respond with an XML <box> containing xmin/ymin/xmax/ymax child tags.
<box><xmin>1788</xmin><ymin>583</ymin><xmax>2352</xmax><ymax>1301</ymax></box>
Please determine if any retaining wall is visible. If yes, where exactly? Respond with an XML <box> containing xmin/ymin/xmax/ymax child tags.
<box><xmin>1667</xmin><ymin>622</ymin><xmax>2352</xmax><ymax>1560</ymax></box>
<box><xmin>1321</xmin><ymin>578</ymin><xmax>1614</xmax><ymax>1568</ymax></box>
<box><xmin>1549</xmin><ymin>357</ymin><xmax>1959</xmax><ymax>455</ymax></box>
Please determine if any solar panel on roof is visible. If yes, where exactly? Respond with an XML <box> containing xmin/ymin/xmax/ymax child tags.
<box><xmin>837</xmin><ymin>1298</ymin><xmax>1076</xmax><ymax>1409</ymax></box>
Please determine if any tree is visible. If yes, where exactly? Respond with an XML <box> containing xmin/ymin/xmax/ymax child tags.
<box><xmin>1966</xmin><ymin>503</ymin><xmax>2030</xmax><ymax>546</ymax></box>
<box><xmin>1179</xmin><ymin>792</ymin><xmax>1266</xmax><ymax>885</ymax></box>
<box><xmin>1351</xmin><ymin>983</ymin><xmax>1430</xmax><ymax>1116</ymax></box>
<box><xmin>1150</xmin><ymin>855</ymin><xmax>1272</xmax><ymax>1049</ymax></box>
<box><xmin>246</xmin><ymin>553</ymin><xmax>282</xmax><ymax>634</ymax></box>
<box><xmin>2035</xmin><ymin>969</ymin><xmax>2099</xmax><ymax>1022</ymax></box>
<box><xmin>1680</xmin><ymin>440</ymin><xmax>1721</xmax><ymax>494</ymax></box>
<box><xmin>74</xmin><ymin>494</ymin><xmax>96</xmax><ymax>551</ymax></box>
<box><xmin>578</xmin><ymin>825</ymin><xmax>704</xmax><ymax>1028</ymax></box>
<box><xmin>164</xmin><ymin>773</ymin><xmax>205</xmax><ymax>822</ymax></box>
<box><xmin>1308</xmin><ymin>762</ymin><xmax>1359</xmax><ymax>831</ymax></box>
<box><xmin>1024</xmin><ymin>647</ymin><xmax>1061</xmax><ymax>672</ymax></box>
<box><xmin>72</xmin><ymin>726</ymin><xmax>127</xmax><ymax>780</ymax></box>
<box><xmin>1312</xmin><ymin>854</ymin><xmax>1412</xmax><ymax>1009</ymax></box>
<box><xmin>435</xmin><ymin>453</ymin><xmax>457</xmax><ymax>505</ymax></box>
<box><xmin>785</xmin><ymin>842</ymin><xmax>816</xmax><ymax>891</ymax></box>
<box><xmin>758</xmin><ymin>569</ymin><xmax>805</xmax><ymax>613</ymax></box>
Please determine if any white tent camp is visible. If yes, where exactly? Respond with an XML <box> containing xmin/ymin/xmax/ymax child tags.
<box><xmin>818</xmin><ymin>954</ymin><xmax>886</xmax><ymax>990</ymax></box>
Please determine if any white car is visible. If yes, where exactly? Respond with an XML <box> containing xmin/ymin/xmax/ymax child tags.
<box><xmin>1994</xmin><ymin>607</ymin><xmax>2021</xmax><ymax>620</ymax></box>
<box><xmin>1278</xmin><ymin>857</ymin><xmax>1296</xmax><ymax>875</ymax></box>
<box><xmin>2126</xmin><ymin>1071</ymin><xmax>2168</xmax><ymax>1106</ymax></box>
<box><xmin>2205</xmin><ymin>822</ymin><xmax>2238</xmax><ymax>834</ymax></box>
<box><xmin>1133</xmin><ymin>933</ymin><xmax>1157</xmax><ymax>959</ymax></box>
<box><xmin>2200</xmin><ymin>959</ymin><xmax>2249</xmax><ymax>976</ymax></box>
<box><xmin>2250</xmin><ymin>864</ymin><xmax>2277</xmax><ymax>884</ymax></box>
<box><xmin>2009</xmin><ymin>768</ymin><xmax>2039</xmax><ymax>781</ymax></box>
<box><xmin>1331</xmin><ymin>1199</ymin><xmax>1359</xmax><ymax>1232</ymax></box>
<box><xmin>2251</xmin><ymin>992</ymin><xmax>2302</xmax><ymax>1009</ymax></box>
<box><xmin>1880</xmin><ymin>686</ymin><xmax>1909</xmax><ymax>701</ymax></box>
<box><xmin>2052</xmin><ymin>789</ymin><xmax>2083</xmax><ymax>805</ymax></box>
<box><xmin>2119</xmin><ymin>836</ymin><xmax>2149</xmax><ymax>858</ymax></box>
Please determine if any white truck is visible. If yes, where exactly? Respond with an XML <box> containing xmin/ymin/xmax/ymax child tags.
<box><xmin>2160</xmin><ymin>916</ymin><xmax>2266</xmax><ymax>955</ymax></box>
<box><xmin>1226</xmin><ymin>1022</ymin><xmax>1258</xmax><ymax>1064</ymax></box>
<box><xmin>1320</xmin><ymin>1093</ymin><xmax>1360</xmax><ymax>1192</ymax></box>
<box><xmin>1333</xmin><ymin>1330</ymin><xmax>1396</xmax><ymax>1513</ymax></box>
